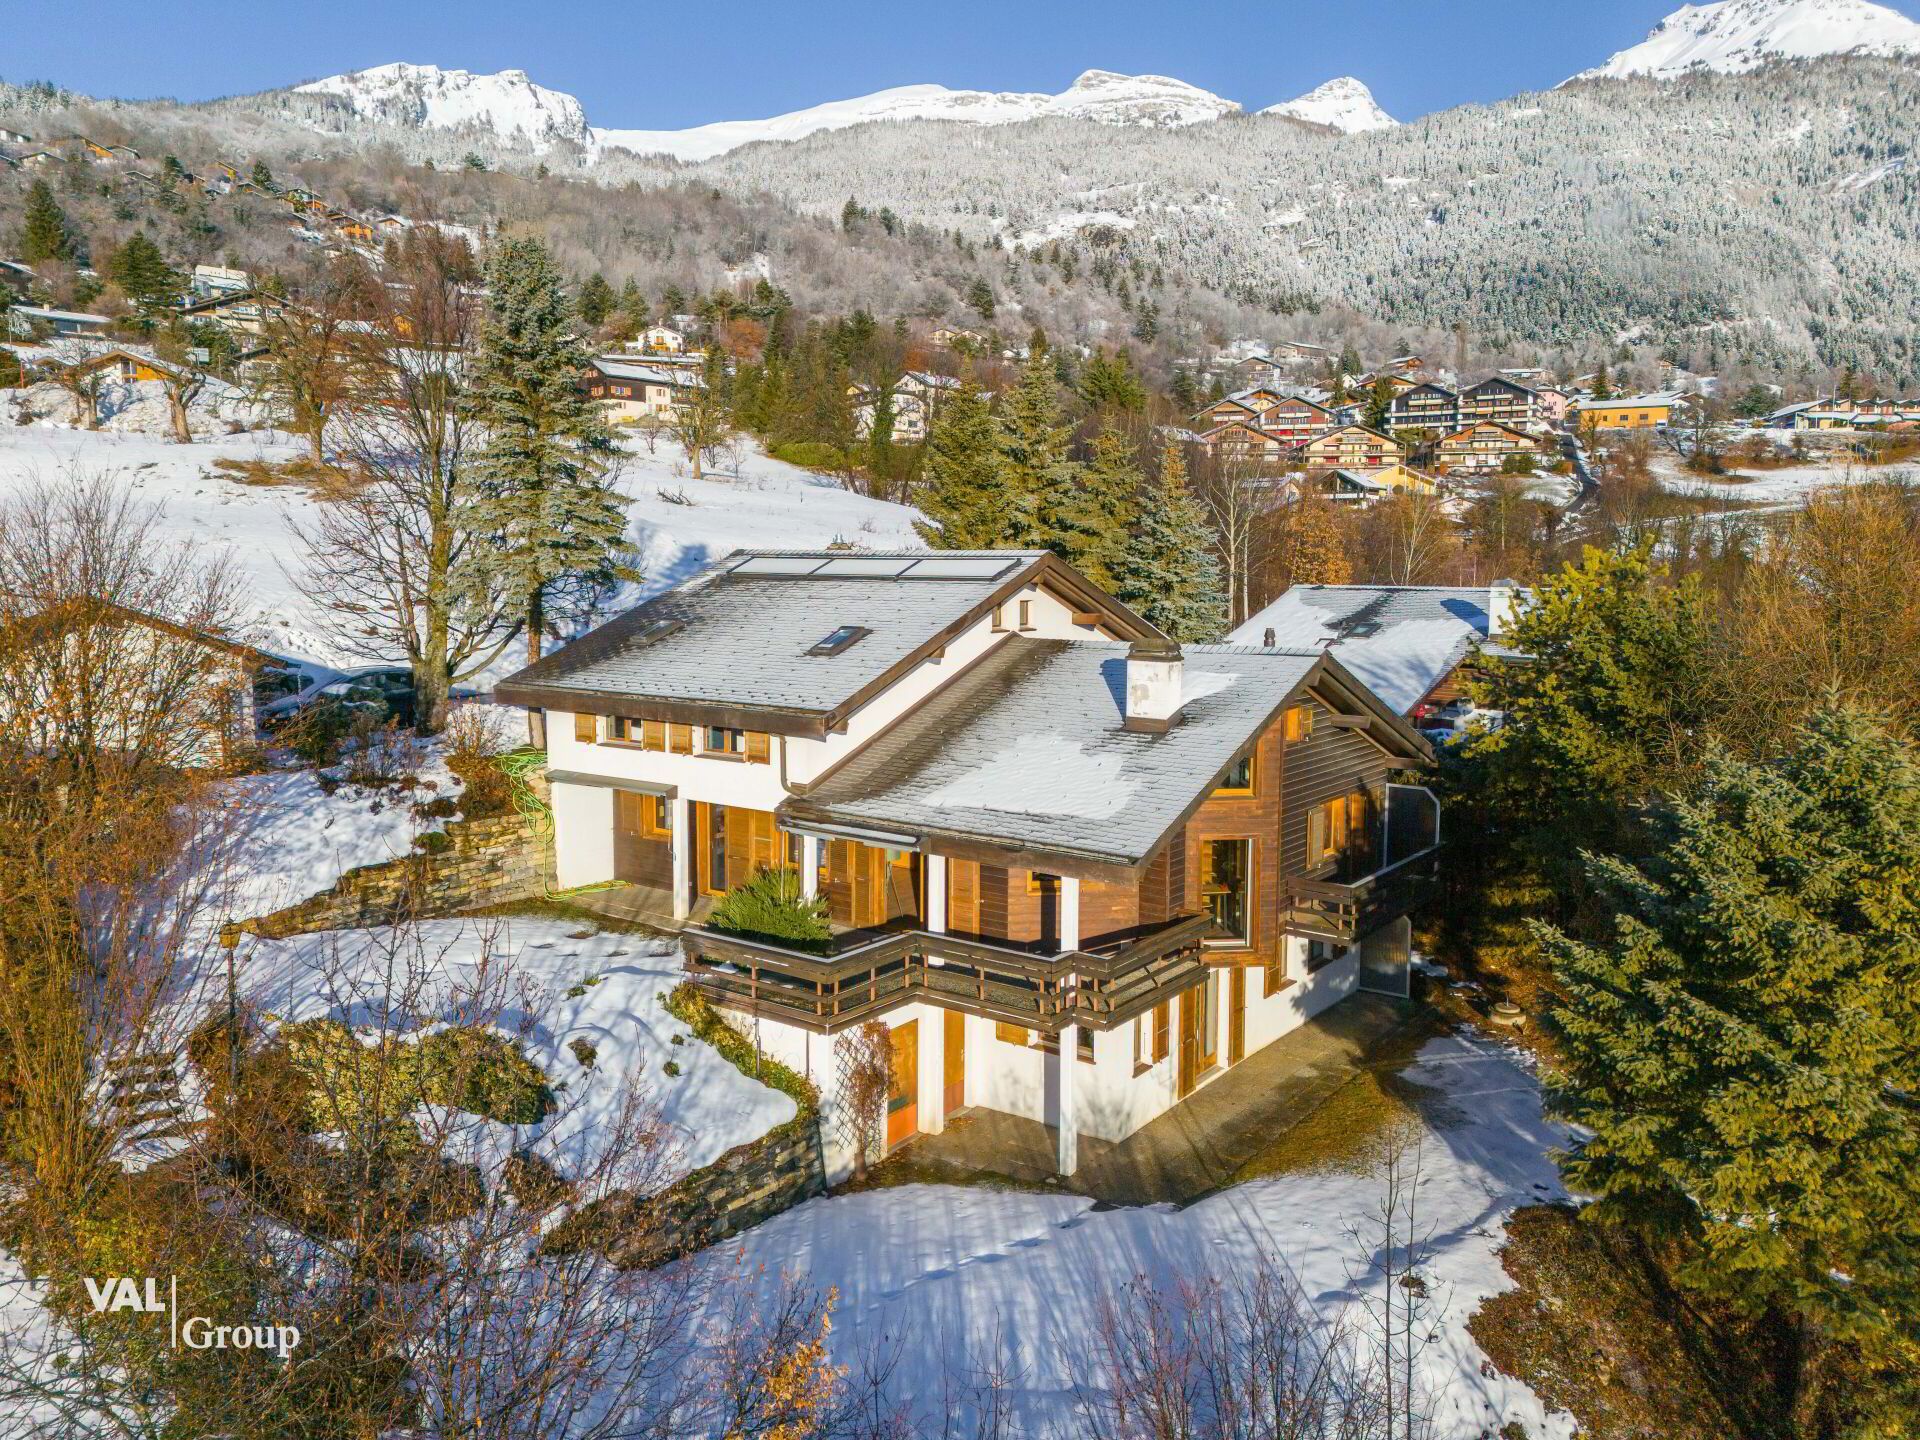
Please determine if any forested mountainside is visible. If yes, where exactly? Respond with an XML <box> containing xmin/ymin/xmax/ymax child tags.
<box><xmin>680</xmin><ymin>58</ymin><xmax>1920</xmax><ymax>383</ymax></box>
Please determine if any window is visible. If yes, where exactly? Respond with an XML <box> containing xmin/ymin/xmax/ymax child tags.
<box><xmin>1307</xmin><ymin>789</ymin><xmax>1375</xmax><ymax>868</ymax></box>
<box><xmin>1076</xmin><ymin>1028</ymin><xmax>1095</xmax><ymax>1064</ymax></box>
<box><xmin>1017</xmin><ymin>599</ymin><xmax>1034</xmax><ymax>631</ymax></box>
<box><xmin>990</xmin><ymin>604</ymin><xmax>1008</xmax><ymax>633</ymax></box>
<box><xmin>1214</xmin><ymin>752</ymin><xmax>1254</xmax><ymax>796</ymax></box>
<box><xmin>1306</xmin><ymin>939</ymin><xmax>1339</xmax><ymax>974</ymax></box>
<box><xmin>610</xmin><ymin>717</ymin><xmax>668</xmax><ymax>751</ymax></box>
<box><xmin>641</xmin><ymin>795</ymin><xmax>672</xmax><ymax>839</ymax></box>
<box><xmin>1264</xmin><ymin>957</ymin><xmax>1287</xmax><ymax>996</ymax></box>
<box><xmin>1152</xmin><ymin>1003</ymin><xmax>1169</xmax><ymax>1062</ymax></box>
<box><xmin>1199</xmin><ymin>839</ymin><xmax>1252</xmax><ymax>943</ymax></box>
<box><xmin>704</xmin><ymin>726</ymin><xmax>745</xmax><ymax>757</ymax></box>
<box><xmin>668</xmin><ymin>723</ymin><xmax>694</xmax><ymax>755</ymax></box>
<box><xmin>1283</xmin><ymin>705</ymin><xmax>1314</xmax><ymax>744</ymax></box>
<box><xmin>807</xmin><ymin>624</ymin><xmax>870</xmax><ymax>657</ymax></box>
<box><xmin>573</xmin><ymin>712</ymin><xmax>597</xmax><ymax>743</ymax></box>
<box><xmin>995</xmin><ymin>1021</ymin><xmax>1030</xmax><ymax>1047</ymax></box>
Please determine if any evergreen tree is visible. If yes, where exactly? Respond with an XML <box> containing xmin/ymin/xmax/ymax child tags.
<box><xmin>462</xmin><ymin>238</ymin><xmax>632</xmax><ymax>674</ymax></box>
<box><xmin>1112</xmin><ymin>442</ymin><xmax>1226</xmax><ymax>643</ymax></box>
<box><xmin>1078</xmin><ymin>349</ymin><xmax>1146</xmax><ymax>412</ymax></box>
<box><xmin>1058</xmin><ymin>426</ymin><xmax>1141</xmax><ymax>590</ymax></box>
<box><xmin>912</xmin><ymin>379</ymin><xmax>1005</xmax><ymax>549</ymax></box>
<box><xmin>19</xmin><ymin>180</ymin><xmax>72</xmax><ymax>266</ymax></box>
<box><xmin>995</xmin><ymin>348</ymin><xmax>1080</xmax><ymax>551</ymax></box>
<box><xmin>1170</xmin><ymin>368</ymin><xmax>1200</xmax><ymax>414</ymax></box>
<box><xmin>866</xmin><ymin>382</ymin><xmax>896</xmax><ymax>483</ymax></box>
<box><xmin>249</xmin><ymin>159</ymin><xmax>274</xmax><ymax>189</ymax></box>
<box><xmin>1543</xmin><ymin>705</ymin><xmax>1920</xmax><ymax>1429</ymax></box>
<box><xmin>1278</xmin><ymin>494</ymin><xmax>1352</xmax><ymax>589</ymax></box>
<box><xmin>1591</xmin><ymin>361</ymin><xmax>1614</xmax><ymax>401</ymax></box>
<box><xmin>576</xmin><ymin>272</ymin><xmax>614</xmax><ymax>327</ymax></box>
<box><xmin>106</xmin><ymin>232</ymin><xmax>182</xmax><ymax>312</ymax></box>
<box><xmin>966</xmin><ymin>277</ymin><xmax>996</xmax><ymax>322</ymax></box>
<box><xmin>1362</xmin><ymin>376</ymin><xmax>1395</xmax><ymax>431</ymax></box>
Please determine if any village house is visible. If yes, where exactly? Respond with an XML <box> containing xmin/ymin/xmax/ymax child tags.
<box><xmin>7</xmin><ymin>305</ymin><xmax>112</xmax><ymax>339</ymax></box>
<box><xmin>1534</xmin><ymin>386</ymin><xmax>1574</xmax><ymax>426</ymax></box>
<box><xmin>1253</xmin><ymin>394</ymin><xmax>1337</xmax><ymax>442</ymax></box>
<box><xmin>1572</xmin><ymin>392</ymin><xmax>1683</xmax><ymax>429</ymax></box>
<box><xmin>635</xmin><ymin>324</ymin><xmax>687</xmax><ymax>355</ymax></box>
<box><xmin>931</xmin><ymin>326</ymin><xmax>983</xmax><ymax>349</ymax></box>
<box><xmin>1196</xmin><ymin>419</ymin><xmax>1293</xmax><ymax>465</ymax></box>
<box><xmin>1229</xmin><ymin>581</ymin><xmax>1524</xmax><ymax>724</ymax></box>
<box><xmin>180</xmin><ymin>288</ymin><xmax>283</xmax><ymax>339</ymax></box>
<box><xmin>1386</xmin><ymin>382</ymin><xmax>1461</xmax><ymax>435</ymax></box>
<box><xmin>495</xmin><ymin>550</ymin><xmax>1439</xmax><ymax>1177</ymax></box>
<box><xmin>1436</xmin><ymin>420</ymin><xmax>1544</xmax><ymax>473</ymax></box>
<box><xmin>1294</xmin><ymin>424</ymin><xmax>1403</xmax><ymax>472</ymax></box>
<box><xmin>851</xmin><ymin>371</ymin><xmax>964</xmax><ymax>442</ymax></box>
<box><xmin>583</xmin><ymin>356</ymin><xmax>702</xmax><ymax>422</ymax></box>
<box><xmin>1301</xmin><ymin>465</ymin><xmax>1438</xmax><ymax>505</ymax></box>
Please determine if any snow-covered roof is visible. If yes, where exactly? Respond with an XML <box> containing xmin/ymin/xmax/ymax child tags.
<box><xmin>591</xmin><ymin>357</ymin><xmax>700</xmax><ymax>387</ymax></box>
<box><xmin>794</xmin><ymin>638</ymin><xmax>1376</xmax><ymax>866</ymax></box>
<box><xmin>1578</xmin><ymin>391</ymin><xmax>1685</xmax><ymax>408</ymax></box>
<box><xmin>1227</xmin><ymin>584</ymin><xmax>1518</xmax><ymax>714</ymax></box>
<box><xmin>496</xmin><ymin>549</ymin><xmax>1143</xmax><ymax>727</ymax></box>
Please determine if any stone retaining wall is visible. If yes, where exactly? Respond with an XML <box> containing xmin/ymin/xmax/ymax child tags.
<box><xmin>227</xmin><ymin>807</ymin><xmax>556</xmax><ymax>942</ymax></box>
<box><xmin>639</xmin><ymin>1116</ymin><xmax>829</xmax><ymax>1260</ymax></box>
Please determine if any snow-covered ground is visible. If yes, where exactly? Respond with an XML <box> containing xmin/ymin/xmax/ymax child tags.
<box><xmin>1648</xmin><ymin>448</ymin><xmax>1903</xmax><ymax>503</ymax></box>
<box><xmin>0</xmin><ymin>421</ymin><xmax>923</xmax><ymax>679</ymax></box>
<box><xmin>711</xmin><ymin>1028</ymin><xmax>1574</xmax><ymax>1440</ymax></box>
<box><xmin>233</xmin><ymin>918</ymin><xmax>795</xmax><ymax>1184</ymax></box>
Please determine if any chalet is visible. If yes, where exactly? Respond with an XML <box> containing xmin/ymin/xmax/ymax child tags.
<box><xmin>1191</xmin><ymin>395</ymin><xmax>1260</xmax><ymax>430</ymax></box>
<box><xmin>583</xmin><ymin>357</ymin><xmax>702</xmax><ymax>422</ymax></box>
<box><xmin>190</xmin><ymin>264</ymin><xmax>252</xmax><ymax>297</ymax></box>
<box><xmin>1253</xmin><ymin>394</ymin><xmax>1337</xmax><ymax>442</ymax></box>
<box><xmin>1787</xmin><ymin>398</ymin><xmax>1920</xmax><ymax>429</ymax></box>
<box><xmin>179</xmin><ymin>289</ymin><xmax>283</xmax><ymax>338</ymax></box>
<box><xmin>1197</xmin><ymin>419</ymin><xmax>1292</xmax><ymax>465</ymax></box>
<box><xmin>0</xmin><ymin>259</ymin><xmax>34</xmax><ymax>296</ymax></box>
<box><xmin>852</xmin><ymin>371</ymin><xmax>964</xmax><ymax>442</ymax></box>
<box><xmin>1456</xmin><ymin>377</ymin><xmax>1541</xmax><ymax>431</ymax></box>
<box><xmin>1436</xmin><ymin>421</ymin><xmax>1543</xmax><ymax>473</ymax></box>
<box><xmin>635</xmin><ymin>324</ymin><xmax>687</xmax><ymax>354</ymax></box>
<box><xmin>1381</xmin><ymin>354</ymin><xmax>1424</xmax><ymax>376</ymax></box>
<box><xmin>17</xmin><ymin>152</ymin><xmax>59</xmax><ymax>170</ymax></box>
<box><xmin>496</xmin><ymin>549</ymin><xmax>1439</xmax><ymax>1178</ymax></box>
<box><xmin>0</xmin><ymin>128</ymin><xmax>32</xmax><ymax>146</ymax></box>
<box><xmin>1306</xmin><ymin>465</ymin><xmax>1438</xmax><ymax>505</ymax></box>
<box><xmin>1230</xmin><ymin>352</ymin><xmax>1283</xmax><ymax>385</ymax></box>
<box><xmin>1229</xmin><ymin>582</ymin><xmax>1524</xmax><ymax>722</ymax></box>
<box><xmin>1270</xmin><ymin>341</ymin><xmax>1333</xmax><ymax>364</ymax></box>
<box><xmin>1534</xmin><ymin>386</ymin><xmax>1574</xmax><ymax>426</ymax></box>
<box><xmin>53</xmin><ymin>345</ymin><xmax>187</xmax><ymax>385</ymax></box>
<box><xmin>1572</xmin><ymin>393</ymin><xmax>1683</xmax><ymax>429</ymax></box>
<box><xmin>0</xmin><ymin>597</ymin><xmax>271</xmax><ymax>770</ymax></box>
<box><xmin>1386</xmin><ymin>383</ymin><xmax>1460</xmax><ymax>435</ymax></box>
<box><xmin>1356</xmin><ymin>373</ymin><xmax>1419</xmax><ymax>400</ymax></box>
<box><xmin>931</xmin><ymin>326</ymin><xmax>983</xmax><ymax>349</ymax></box>
<box><xmin>1294</xmin><ymin>424</ymin><xmax>1403</xmax><ymax>472</ymax></box>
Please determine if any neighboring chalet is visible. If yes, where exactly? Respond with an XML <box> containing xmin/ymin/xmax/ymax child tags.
<box><xmin>584</xmin><ymin>356</ymin><xmax>702</xmax><ymax>422</ymax></box>
<box><xmin>1296</xmin><ymin>424</ymin><xmax>1403</xmax><ymax>471</ymax></box>
<box><xmin>496</xmin><ymin>550</ymin><xmax>1439</xmax><ymax>1177</ymax></box>
<box><xmin>179</xmin><ymin>288</ymin><xmax>284</xmax><ymax>339</ymax></box>
<box><xmin>1436</xmin><ymin>421</ymin><xmax>1544</xmax><ymax>473</ymax></box>
<box><xmin>1229</xmin><ymin>582</ymin><xmax>1523</xmax><ymax>721</ymax></box>
<box><xmin>1572</xmin><ymin>393</ymin><xmax>1683</xmax><ymax>429</ymax></box>
<box><xmin>1252</xmin><ymin>394</ymin><xmax>1337</xmax><ymax>442</ymax></box>
<box><xmin>1534</xmin><ymin>386</ymin><xmax>1574</xmax><ymax>426</ymax></box>
<box><xmin>931</xmin><ymin>326</ymin><xmax>983</xmax><ymax>349</ymax></box>
<box><xmin>7</xmin><ymin>305</ymin><xmax>112</xmax><ymax>338</ymax></box>
<box><xmin>1304</xmin><ymin>465</ymin><xmax>1439</xmax><ymax>505</ymax></box>
<box><xmin>634</xmin><ymin>324</ymin><xmax>687</xmax><ymax>354</ymax></box>
<box><xmin>1196</xmin><ymin>419</ymin><xmax>1293</xmax><ymax>466</ymax></box>
<box><xmin>851</xmin><ymin>371</ymin><xmax>964</xmax><ymax>442</ymax></box>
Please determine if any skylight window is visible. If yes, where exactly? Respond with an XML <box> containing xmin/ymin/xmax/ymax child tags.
<box><xmin>807</xmin><ymin>625</ymin><xmax>871</xmax><ymax>657</ymax></box>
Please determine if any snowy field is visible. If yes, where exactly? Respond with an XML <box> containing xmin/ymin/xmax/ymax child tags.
<box><xmin>1649</xmin><ymin>448</ymin><xmax>1908</xmax><ymax>504</ymax></box>
<box><xmin>712</xmin><ymin>1029</ymin><xmax>1574</xmax><ymax>1440</ymax></box>
<box><xmin>0</xmin><ymin>415</ymin><xmax>922</xmax><ymax>681</ymax></box>
<box><xmin>231</xmin><ymin>918</ymin><xmax>796</xmax><ymax>1183</ymax></box>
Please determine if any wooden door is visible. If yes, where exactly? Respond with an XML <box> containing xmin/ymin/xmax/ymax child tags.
<box><xmin>943</xmin><ymin>1010</ymin><xmax>965</xmax><ymax>1116</ymax></box>
<box><xmin>614</xmin><ymin>790</ymin><xmax>647</xmax><ymax>883</ymax></box>
<box><xmin>886</xmin><ymin>1021</ymin><xmax>918</xmax><ymax>1149</ymax></box>
<box><xmin>850</xmin><ymin>844</ymin><xmax>887</xmax><ymax>928</ymax></box>
<box><xmin>1176</xmin><ymin>987</ymin><xmax>1200</xmax><ymax>1099</ymax></box>
<box><xmin>1228</xmin><ymin>966</ymin><xmax>1247</xmax><ymax>1066</ymax></box>
<box><xmin>947</xmin><ymin>858</ymin><xmax>980</xmax><ymax>935</ymax></box>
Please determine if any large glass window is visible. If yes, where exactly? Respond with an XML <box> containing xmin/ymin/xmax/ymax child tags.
<box><xmin>1200</xmin><ymin>838</ymin><xmax>1252</xmax><ymax>942</ymax></box>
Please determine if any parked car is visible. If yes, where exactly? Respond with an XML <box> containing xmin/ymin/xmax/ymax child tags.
<box><xmin>260</xmin><ymin>663</ymin><xmax>478</xmax><ymax>731</ymax></box>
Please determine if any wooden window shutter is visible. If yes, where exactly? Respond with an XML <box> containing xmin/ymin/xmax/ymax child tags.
<box><xmin>573</xmin><ymin>712</ymin><xmax>596</xmax><ymax>743</ymax></box>
<box><xmin>1151</xmin><ymin>1002</ymin><xmax>1170</xmax><ymax>1062</ymax></box>
<box><xmin>745</xmin><ymin>730</ymin><xmax>771</xmax><ymax>765</ymax></box>
<box><xmin>995</xmin><ymin>1021</ymin><xmax>1030</xmax><ymax>1047</ymax></box>
<box><xmin>1308</xmin><ymin>807</ymin><xmax>1328</xmax><ymax>864</ymax></box>
<box><xmin>641</xmin><ymin>719</ymin><xmax>667</xmax><ymax>751</ymax></box>
<box><xmin>948</xmin><ymin>858</ymin><xmax>980</xmax><ymax>934</ymax></box>
<box><xmin>668</xmin><ymin>723</ymin><xmax>693</xmax><ymax>754</ymax></box>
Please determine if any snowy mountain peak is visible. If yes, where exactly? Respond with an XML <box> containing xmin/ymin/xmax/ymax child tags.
<box><xmin>1049</xmin><ymin>69</ymin><xmax>1243</xmax><ymax>125</ymax></box>
<box><xmin>296</xmin><ymin>62</ymin><xmax>593</xmax><ymax>148</ymax></box>
<box><xmin>1260</xmin><ymin>77</ymin><xmax>1399</xmax><ymax>133</ymax></box>
<box><xmin>1574</xmin><ymin>0</ymin><xmax>1920</xmax><ymax>81</ymax></box>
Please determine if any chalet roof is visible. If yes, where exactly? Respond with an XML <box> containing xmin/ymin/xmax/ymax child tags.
<box><xmin>1227</xmin><ymin>584</ymin><xmax>1517</xmax><ymax>714</ymax></box>
<box><xmin>1463</xmin><ymin>374</ymin><xmax>1539</xmax><ymax>397</ymax></box>
<box><xmin>590</xmin><ymin>357</ymin><xmax>701</xmax><ymax>387</ymax></box>
<box><xmin>1578</xmin><ymin>391</ymin><xmax>1684</xmax><ymax>409</ymax></box>
<box><xmin>1395</xmin><ymin>382</ymin><xmax>1458</xmax><ymax>401</ymax></box>
<box><xmin>494</xmin><ymin>549</ymin><xmax>1158</xmax><ymax>735</ymax></box>
<box><xmin>1309</xmin><ymin>424</ymin><xmax>1396</xmax><ymax>444</ymax></box>
<box><xmin>792</xmin><ymin>638</ymin><xmax>1412</xmax><ymax>868</ymax></box>
<box><xmin>1440</xmin><ymin>420</ymin><xmax>1535</xmax><ymax>444</ymax></box>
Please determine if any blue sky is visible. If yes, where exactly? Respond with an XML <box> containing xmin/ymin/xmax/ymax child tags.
<box><xmin>7</xmin><ymin>0</ymin><xmax>1918</xmax><ymax>126</ymax></box>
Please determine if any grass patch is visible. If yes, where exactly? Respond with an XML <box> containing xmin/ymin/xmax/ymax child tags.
<box><xmin>1226</xmin><ymin>1010</ymin><xmax>1450</xmax><ymax>1181</ymax></box>
<box><xmin>1469</xmin><ymin>1204</ymin><xmax>1787</xmax><ymax>1440</ymax></box>
<box><xmin>209</xmin><ymin>455</ymin><xmax>358</xmax><ymax>497</ymax></box>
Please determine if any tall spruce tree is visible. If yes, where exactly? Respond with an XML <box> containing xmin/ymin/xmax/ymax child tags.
<box><xmin>1112</xmin><ymin>441</ymin><xmax>1226</xmax><ymax>642</ymax></box>
<box><xmin>106</xmin><ymin>232</ymin><xmax>182</xmax><ymax>313</ymax></box>
<box><xmin>463</xmin><ymin>238</ymin><xmax>631</xmax><ymax>680</ymax></box>
<box><xmin>995</xmin><ymin>348</ymin><xmax>1080</xmax><ymax>552</ymax></box>
<box><xmin>1058</xmin><ymin>426</ymin><xmax>1141</xmax><ymax>590</ymax></box>
<box><xmin>913</xmin><ymin>379</ymin><xmax>1004</xmax><ymax>549</ymax></box>
<box><xmin>19</xmin><ymin>180</ymin><xmax>72</xmax><ymax>266</ymax></box>
<box><xmin>1542</xmin><ymin>705</ymin><xmax>1920</xmax><ymax>1429</ymax></box>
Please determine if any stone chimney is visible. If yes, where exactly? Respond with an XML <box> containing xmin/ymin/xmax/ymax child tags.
<box><xmin>1123</xmin><ymin>637</ymin><xmax>1184</xmax><ymax>733</ymax></box>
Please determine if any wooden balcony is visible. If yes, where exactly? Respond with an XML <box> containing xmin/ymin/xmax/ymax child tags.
<box><xmin>1283</xmin><ymin>850</ymin><xmax>1439</xmax><ymax>943</ymax></box>
<box><xmin>682</xmin><ymin>912</ymin><xmax>1217</xmax><ymax>1036</ymax></box>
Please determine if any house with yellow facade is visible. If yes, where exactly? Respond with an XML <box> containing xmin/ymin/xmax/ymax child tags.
<box><xmin>1572</xmin><ymin>392</ymin><xmax>1684</xmax><ymax>430</ymax></box>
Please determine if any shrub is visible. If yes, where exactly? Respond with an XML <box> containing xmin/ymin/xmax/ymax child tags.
<box><xmin>417</xmin><ymin>1027</ymin><xmax>556</xmax><ymax>1125</ymax></box>
<box><xmin>341</xmin><ymin>713</ymin><xmax>425</xmax><ymax>788</ymax></box>
<box><xmin>664</xmin><ymin>982</ymin><xmax>818</xmax><ymax>1115</ymax></box>
<box><xmin>707</xmin><ymin>867</ymin><xmax>832</xmax><ymax>951</ymax></box>
<box><xmin>412</xmin><ymin>830</ymin><xmax>453</xmax><ymax>855</ymax></box>
<box><xmin>662</xmin><ymin>1059</ymin><xmax>681</xmax><ymax>1077</ymax></box>
<box><xmin>567</xmin><ymin>1036</ymin><xmax>598</xmax><ymax>1068</ymax></box>
<box><xmin>769</xmin><ymin>440</ymin><xmax>850</xmax><ymax>473</ymax></box>
<box><xmin>282</xmin><ymin>698</ymin><xmax>356</xmax><ymax>766</ymax></box>
<box><xmin>443</xmin><ymin>702</ymin><xmax>519</xmax><ymax>818</ymax></box>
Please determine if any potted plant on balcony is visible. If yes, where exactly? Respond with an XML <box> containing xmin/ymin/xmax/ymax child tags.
<box><xmin>708</xmin><ymin>867</ymin><xmax>833</xmax><ymax>954</ymax></box>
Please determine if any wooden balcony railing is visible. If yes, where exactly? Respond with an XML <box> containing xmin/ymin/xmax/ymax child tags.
<box><xmin>682</xmin><ymin>912</ymin><xmax>1217</xmax><ymax>1035</ymax></box>
<box><xmin>1283</xmin><ymin>849</ymin><xmax>1439</xmax><ymax>943</ymax></box>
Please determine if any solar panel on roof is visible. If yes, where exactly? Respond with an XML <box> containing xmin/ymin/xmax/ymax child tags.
<box><xmin>730</xmin><ymin>556</ymin><xmax>828</xmax><ymax>576</ymax></box>
<box><xmin>899</xmin><ymin>556</ymin><xmax>1022</xmax><ymax>579</ymax></box>
<box><xmin>811</xmin><ymin>557</ymin><xmax>919</xmax><ymax>578</ymax></box>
